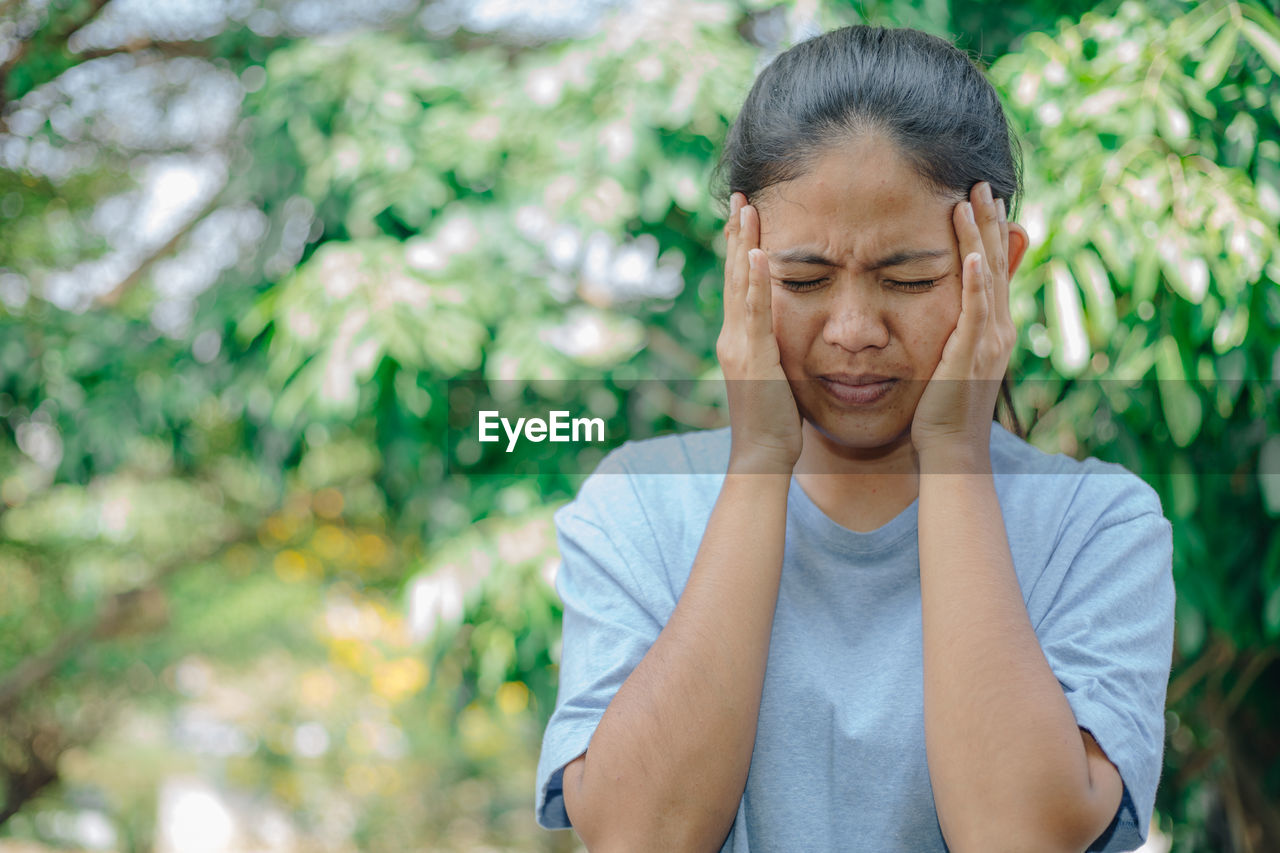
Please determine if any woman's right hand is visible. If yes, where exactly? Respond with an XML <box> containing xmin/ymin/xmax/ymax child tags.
<box><xmin>718</xmin><ymin>193</ymin><xmax>803</xmax><ymax>474</ymax></box>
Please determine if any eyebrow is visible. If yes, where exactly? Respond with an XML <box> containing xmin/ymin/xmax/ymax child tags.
<box><xmin>770</xmin><ymin>247</ymin><xmax>951</xmax><ymax>270</ymax></box>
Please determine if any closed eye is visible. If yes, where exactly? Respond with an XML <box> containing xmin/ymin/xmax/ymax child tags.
<box><xmin>889</xmin><ymin>279</ymin><xmax>941</xmax><ymax>291</ymax></box>
<box><xmin>777</xmin><ymin>277</ymin><xmax>942</xmax><ymax>292</ymax></box>
<box><xmin>777</xmin><ymin>277</ymin><xmax>829</xmax><ymax>291</ymax></box>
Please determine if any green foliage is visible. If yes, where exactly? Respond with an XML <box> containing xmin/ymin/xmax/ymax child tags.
<box><xmin>989</xmin><ymin>3</ymin><xmax>1280</xmax><ymax>845</ymax></box>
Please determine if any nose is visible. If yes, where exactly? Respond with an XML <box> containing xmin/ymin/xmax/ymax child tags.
<box><xmin>821</xmin><ymin>282</ymin><xmax>891</xmax><ymax>353</ymax></box>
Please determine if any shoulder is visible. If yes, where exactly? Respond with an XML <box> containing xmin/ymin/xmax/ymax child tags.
<box><xmin>554</xmin><ymin>427</ymin><xmax>730</xmax><ymax>526</ymax></box>
<box><xmin>989</xmin><ymin>423</ymin><xmax>1166</xmax><ymax>524</ymax></box>
<box><xmin>551</xmin><ymin>429</ymin><xmax>729</xmax><ymax>603</ymax></box>
<box><xmin>603</xmin><ymin>427</ymin><xmax>733</xmax><ymax>476</ymax></box>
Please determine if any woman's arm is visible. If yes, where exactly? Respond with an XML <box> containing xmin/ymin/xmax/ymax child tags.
<box><xmin>563</xmin><ymin>465</ymin><xmax>790</xmax><ymax>852</ymax></box>
<box><xmin>917</xmin><ymin>456</ymin><xmax>1123</xmax><ymax>853</ymax></box>
<box><xmin>564</xmin><ymin>198</ymin><xmax>801</xmax><ymax>852</ymax></box>
<box><xmin>914</xmin><ymin>186</ymin><xmax>1123</xmax><ymax>853</ymax></box>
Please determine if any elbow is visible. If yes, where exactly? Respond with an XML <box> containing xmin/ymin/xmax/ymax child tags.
<box><xmin>572</xmin><ymin>817</ymin><xmax>728</xmax><ymax>853</ymax></box>
<box><xmin>571</xmin><ymin>807</ymin><xmax>731</xmax><ymax>853</ymax></box>
<box><xmin>941</xmin><ymin>804</ymin><xmax>1105</xmax><ymax>853</ymax></box>
<box><xmin>565</xmin><ymin>759</ymin><xmax>731</xmax><ymax>853</ymax></box>
<box><xmin>944</xmin><ymin>829</ymin><xmax>1088</xmax><ymax>853</ymax></box>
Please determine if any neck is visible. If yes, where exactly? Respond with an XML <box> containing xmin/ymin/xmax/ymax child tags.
<box><xmin>792</xmin><ymin>421</ymin><xmax>921</xmax><ymax>533</ymax></box>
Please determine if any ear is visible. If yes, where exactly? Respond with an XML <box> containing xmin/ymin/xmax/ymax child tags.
<box><xmin>1006</xmin><ymin>222</ymin><xmax>1030</xmax><ymax>279</ymax></box>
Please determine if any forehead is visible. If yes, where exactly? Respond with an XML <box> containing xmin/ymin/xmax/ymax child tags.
<box><xmin>755</xmin><ymin>135</ymin><xmax>958</xmax><ymax>262</ymax></box>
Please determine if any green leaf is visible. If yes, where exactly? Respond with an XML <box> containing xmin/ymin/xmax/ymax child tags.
<box><xmin>1260</xmin><ymin>435</ymin><xmax>1280</xmax><ymax>515</ymax></box>
<box><xmin>1241</xmin><ymin>19</ymin><xmax>1280</xmax><ymax>76</ymax></box>
<box><xmin>1169</xmin><ymin>452</ymin><xmax>1197</xmax><ymax>518</ymax></box>
<box><xmin>1175</xmin><ymin>595</ymin><xmax>1206</xmax><ymax>657</ymax></box>
<box><xmin>1045</xmin><ymin>260</ymin><xmax>1090</xmax><ymax>376</ymax></box>
<box><xmin>1156</xmin><ymin>337</ymin><xmax>1202</xmax><ymax>447</ymax></box>
<box><xmin>1070</xmin><ymin>248</ymin><xmax>1116</xmax><ymax>344</ymax></box>
<box><xmin>1132</xmin><ymin>238</ymin><xmax>1160</xmax><ymax>304</ymax></box>
<box><xmin>1212</xmin><ymin>347</ymin><xmax>1247</xmax><ymax>417</ymax></box>
<box><xmin>1090</xmin><ymin>222</ymin><xmax>1129</xmax><ymax>277</ymax></box>
<box><xmin>1157</xmin><ymin>230</ymin><xmax>1208</xmax><ymax>304</ymax></box>
<box><xmin>1112</xmin><ymin>324</ymin><xmax>1157</xmax><ymax>380</ymax></box>
<box><xmin>1195</xmin><ymin>24</ymin><xmax>1239</xmax><ymax>89</ymax></box>
<box><xmin>1264</xmin><ymin>586</ymin><xmax>1280</xmax><ymax>640</ymax></box>
<box><xmin>1156</xmin><ymin>87</ymin><xmax>1190</xmax><ymax>147</ymax></box>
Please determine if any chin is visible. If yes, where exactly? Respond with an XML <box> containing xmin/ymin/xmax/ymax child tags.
<box><xmin>806</xmin><ymin>415</ymin><xmax>914</xmax><ymax>456</ymax></box>
<box><xmin>794</xmin><ymin>389</ymin><xmax>916</xmax><ymax>458</ymax></box>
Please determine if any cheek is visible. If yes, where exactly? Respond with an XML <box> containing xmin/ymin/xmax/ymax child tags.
<box><xmin>895</xmin><ymin>287</ymin><xmax>961</xmax><ymax>361</ymax></box>
<box><xmin>770</xmin><ymin>295</ymin><xmax>818</xmax><ymax>360</ymax></box>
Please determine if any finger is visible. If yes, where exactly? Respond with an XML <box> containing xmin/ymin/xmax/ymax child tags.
<box><xmin>996</xmin><ymin>197</ymin><xmax>1009</xmax><ymax>260</ymax></box>
<box><xmin>741</xmin><ymin>201</ymin><xmax>763</xmax><ymax>315</ymax></box>
<box><xmin>933</xmin><ymin>249</ymin><xmax>985</xmax><ymax>381</ymax></box>
<box><xmin>995</xmin><ymin>197</ymin><xmax>1011</xmax><ymax>328</ymax></box>
<box><xmin>960</xmin><ymin>249</ymin><xmax>990</xmax><ymax>349</ymax></box>
<box><xmin>969</xmin><ymin>182</ymin><xmax>1003</xmax><ymax>276</ymax></box>
<box><xmin>746</xmin><ymin>247</ymin><xmax>773</xmax><ymax>342</ymax></box>
<box><xmin>726</xmin><ymin>193</ymin><xmax>743</xmax><ymax>286</ymax></box>
<box><xmin>954</xmin><ymin>194</ymin><xmax>994</xmax><ymax>323</ymax></box>
<box><xmin>737</xmin><ymin>202</ymin><xmax>762</xmax><ymax>310</ymax></box>
<box><xmin>968</xmin><ymin>182</ymin><xmax>1006</xmax><ymax>330</ymax></box>
<box><xmin>725</xmin><ymin>196</ymin><xmax>749</xmax><ymax>331</ymax></box>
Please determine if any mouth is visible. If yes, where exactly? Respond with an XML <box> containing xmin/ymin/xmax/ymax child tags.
<box><xmin>817</xmin><ymin>374</ymin><xmax>898</xmax><ymax>405</ymax></box>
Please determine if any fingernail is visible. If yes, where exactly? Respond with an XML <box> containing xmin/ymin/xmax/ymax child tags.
<box><xmin>964</xmin><ymin>202</ymin><xmax>975</xmax><ymax>224</ymax></box>
<box><xmin>996</xmin><ymin>198</ymin><xmax>1006</xmax><ymax>221</ymax></box>
<box><xmin>740</xmin><ymin>205</ymin><xmax>749</xmax><ymax>229</ymax></box>
<box><xmin>979</xmin><ymin>182</ymin><xmax>993</xmax><ymax>205</ymax></box>
<box><xmin>730</xmin><ymin>193</ymin><xmax>742</xmax><ymax>217</ymax></box>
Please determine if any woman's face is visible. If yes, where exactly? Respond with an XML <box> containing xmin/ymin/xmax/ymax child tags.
<box><xmin>754</xmin><ymin>134</ymin><xmax>1003</xmax><ymax>454</ymax></box>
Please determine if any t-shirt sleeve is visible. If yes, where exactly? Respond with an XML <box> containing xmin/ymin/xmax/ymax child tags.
<box><xmin>1033</xmin><ymin>467</ymin><xmax>1175</xmax><ymax>852</ymax></box>
<box><xmin>534</xmin><ymin>446</ymin><xmax>675</xmax><ymax>830</ymax></box>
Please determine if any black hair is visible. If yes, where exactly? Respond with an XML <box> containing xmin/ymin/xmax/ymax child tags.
<box><xmin>713</xmin><ymin>25</ymin><xmax>1024</xmax><ymax>434</ymax></box>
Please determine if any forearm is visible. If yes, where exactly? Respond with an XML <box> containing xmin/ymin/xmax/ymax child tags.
<box><xmin>917</xmin><ymin>452</ymin><xmax>1095</xmax><ymax>852</ymax></box>
<box><xmin>569</xmin><ymin>468</ymin><xmax>790</xmax><ymax>852</ymax></box>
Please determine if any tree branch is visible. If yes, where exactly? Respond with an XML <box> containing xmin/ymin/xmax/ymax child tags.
<box><xmin>0</xmin><ymin>530</ymin><xmax>247</xmax><ymax>716</ymax></box>
<box><xmin>0</xmin><ymin>37</ymin><xmax>31</xmax><ymax>110</ymax></box>
<box><xmin>0</xmin><ymin>0</ymin><xmax>26</xmax><ymax>22</ymax></box>
<box><xmin>1225</xmin><ymin>725</ymin><xmax>1280</xmax><ymax>852</ymax></box>
<box><xmin>0</xmin><ymin>726</ymin><xmax>59</xmax><ymax>826</ymax></box>
<box><xmin>0</xmin><ymin>0</ymin><xmax>112</xmax><ymax>111</ymax></box>
<box><xmin>75</xmin><ymin>38</ymin><xmax>212</xmax><ymax>62</ymax></box>
<box><xmin>0</xmin><ymin>686</ymin><xmax>123</xmax><ymax>826</ymax></box>
<box><xmin>95</xmin><ymin>190</ymin><xmax>225</xmax><ymax>307</ymax></box>
<box><xmin>1167</xmin><ymin>634</ymin><xmax>1235</xmax><ymax>706</ymax></box>
<box><xmin>58</xmin><ymin>0</ymin><xmax>113</xmax><ymax>45</ymax></box>
<box><xmin>1220</xmin><ymin>647</ymin><xmax>1278</xmax><ymax>719</ymax></box>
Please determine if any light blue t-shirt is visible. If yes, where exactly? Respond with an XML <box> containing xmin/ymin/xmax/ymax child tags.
<box><xmin>535</xmin><ymin>424</ymin><xmax>1175</xmax><ymax>852</ymax></box>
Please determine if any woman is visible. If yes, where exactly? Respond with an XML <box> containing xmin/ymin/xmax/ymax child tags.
<box><xmin>535</xmin><ymin>25</ymin><xmax>1174</xmax><ymax>853</ymax></box>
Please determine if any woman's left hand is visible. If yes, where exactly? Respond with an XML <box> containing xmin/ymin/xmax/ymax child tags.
<box><xmin>910</xmin><ymin>181</ymin><xmax>1013</xmax><ymax>463</ymax></box>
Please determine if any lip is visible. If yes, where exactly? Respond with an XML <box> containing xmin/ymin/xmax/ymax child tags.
<box><xmin>818</xmin><ymin>375</ymin><xmax>898</xmax><ymax>405</ymax></box>
<box><xmin>821</xmin><ymin>373</ymin><xmax>896</xmax><ymax>385</ymax></box>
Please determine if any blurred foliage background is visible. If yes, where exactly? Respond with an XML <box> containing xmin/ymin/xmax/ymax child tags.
<box><xmin>0</xmin><ymin>0</ymin><xmax>1278</xmax><ymax>850</ymax></box>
